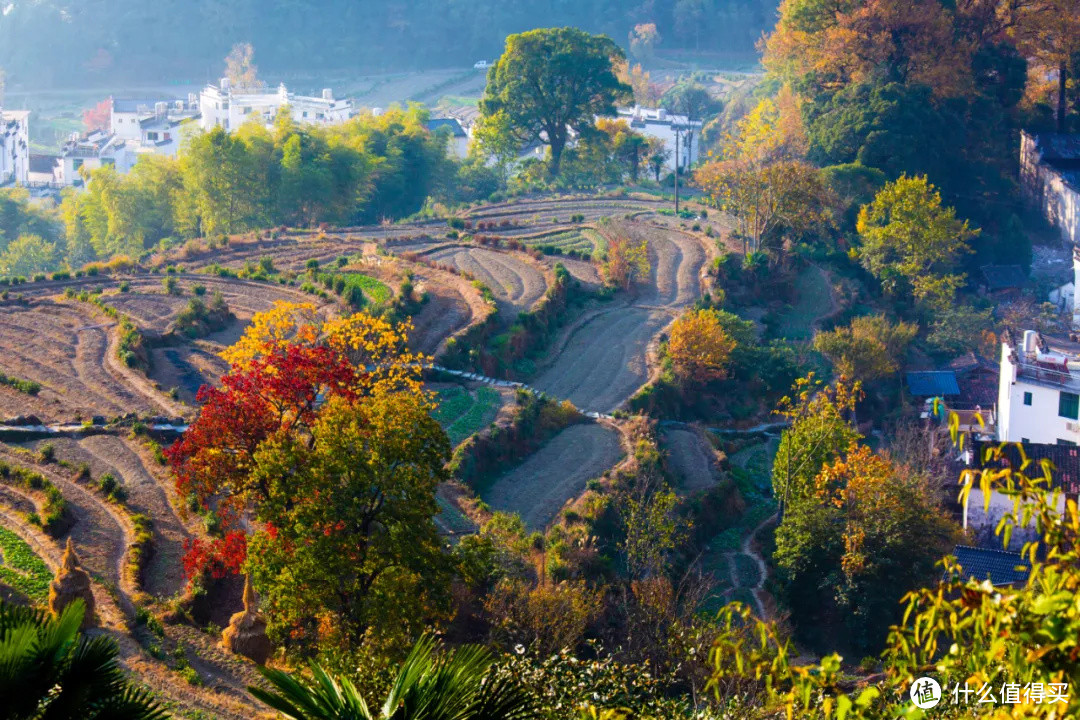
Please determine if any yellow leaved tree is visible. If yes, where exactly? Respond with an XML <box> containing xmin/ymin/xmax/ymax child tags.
<box><xmin>221</xmin><ymin>300</ymin><xmax>426</xmax><ymax>397</ymax></box>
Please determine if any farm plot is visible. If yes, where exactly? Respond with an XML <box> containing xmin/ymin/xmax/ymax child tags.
<box><xmin>100</xmin><ymin>293</ymin><xmax>190</xmax><ymax>334</ymax></box>
<box><xmin>532</xmin><ymin>223</ymin><xmax>707</xmax><ymax>412</ymax></box>
<box><xmin>0</xmin><ymin>525</ymin><xmax>52</xmax><ymax>601</ymax></box>
<box><xmin>0</xmin><ymin>299</ymin><xmax>159</xmax><ymax>419</ymax></box>
<box><xmin>432</xmin><ymin>386</ymin><xmax>504</xmax><ymax>446</ymax></box>
<box><xmin>407</xmin><ymin>269</ymin><xmax>480</xmax><ymax>355</ymax></box>
<box><xmin>532</xmin><ymin>307</ymin><xmax>670</xmax><ymax>413</ymax></box>
<box><xmin>149</xmin><ymin>344</ymin><xmax>231</xmax><ymax>403</ymax></box>
<box><xmin>0</xmin><ymin>446</ymin><xmax>128</xmax><ymax>591</ymax></box>
<box><xmin>661</xmin><ymin>427</ymin><xmax>724</xmax><ymax>493</ymax></box>
<box><xmin>422</xmin><ymin>246</ymin><xmax>547</xmax><ymax>317</ymax></box>
<box><xmin>522</xmin><ymin>228</ymin><xmax>606</xmax><ymax>256</ymax></box>
<box><xmin>65</xmin><ymin>434</ymin><xmax>189</xmax><ymax>598</ymax></box>
<box><xmin>465</xmin><ymin>196</ymin><xmax>665</xmax><ymax>224</ymax></box>
<box><xmin>482</xmin><ymin>423</ymin><xmax>623</xmax><ymax>531</ymax></box>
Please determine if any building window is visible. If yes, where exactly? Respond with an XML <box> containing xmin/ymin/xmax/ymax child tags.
<box><xmin>1060</xmin><ymin>391</ymin><xmax>1080</xmax><ymax>420</ymax></box>
<box><xmin>146</xmin><ymin>132</ymin><xmax>158</xmax><ymax>141</ymax></box>
<box><xmin>1024</xmin><ymin>391</ymin><xmax>1033</xmax><ymax>406</ymax></box>
<box><xmin>1059</xmin><ymin>439</ymin><xmax>1078</xmax><ymax>446</ymax></box>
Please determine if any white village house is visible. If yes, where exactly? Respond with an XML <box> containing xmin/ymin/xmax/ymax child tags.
<box><xmin>0</xmin><ymin>109</ymin><xmax>30</xmax><ymax>186</ymax></box>
<box><xmin>55</xmin><ymin>130</ymin><xmax>137</xmax><ymax>186</ymax></box>
<box><xmin>615</xmin><ymin>107</ymin><xmax>701</xmax><ymax>171</ymax></box>
<box><xmin>199</xmin><ymin>80</ymin><xmax>352</xmax><ymax>132</ymax></box>
<box><xmin>111</xmin><ymin>97</ymin><xmax>200</xmax><ymax>156</ymax></box>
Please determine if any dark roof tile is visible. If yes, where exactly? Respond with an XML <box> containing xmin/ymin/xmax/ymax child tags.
<box><xmin>953</xmin><ymin>545</ymin><xmax>1029</xmax><ymax>586</ymax></box>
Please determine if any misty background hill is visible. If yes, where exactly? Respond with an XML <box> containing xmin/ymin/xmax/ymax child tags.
<box><xmin>0</xmin><ymin>0</ymin><xmax>776</xmax><ymax>89</ymax></box>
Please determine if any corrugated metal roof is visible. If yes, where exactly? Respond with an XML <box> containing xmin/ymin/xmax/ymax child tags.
<box><xmin>906</xmin><ymin>371</ymin><xmax>960</xmax><ymax>396</ymax></box>
<box><xmin>953</xmin><ymin>545</ymin><xmax>1029</xmax><ymax>587</ymax></box>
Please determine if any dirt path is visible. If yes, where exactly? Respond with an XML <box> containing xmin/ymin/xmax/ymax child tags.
<box><xmin>742</xmin><ymin>513</ymin><xmax>777</xmax><ymax>619</ymax></box>
<box><xmin>482</xmin><ymin>423</ymin><xmax>623</xmax><ymax>530</ymax></box>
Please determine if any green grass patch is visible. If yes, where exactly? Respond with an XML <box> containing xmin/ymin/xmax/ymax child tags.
<box><xmin>523</xmin><ymin>229</ymin><xmax>606</xmax><ymax>256</ymax></box>
<box><xmin>343</xmin><ymin>273</ymin><xmax>392</xmax><ymax>305</ymax></box>
<box><xmin>433</xmin><ymin>387</ymin><xmax>502</xmax><ymax>446</ymax></box>
<box><xmin>0</xmin><ymin>526</ymin><xmax>52</xmax><ymax>601</ymax></box>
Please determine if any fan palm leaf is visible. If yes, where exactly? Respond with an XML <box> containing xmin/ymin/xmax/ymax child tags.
<box><xmin>251</xmin><ymin>634</ymin><xmax>537</xmax><ymax>720</ymax></box>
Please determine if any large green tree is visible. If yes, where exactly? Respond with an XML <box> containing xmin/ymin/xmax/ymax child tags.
<box><xmin>480</xmin><ymin>27</ymin><xmax>631</xmax><ymax>176</ymax></box>
<box><xmin>169</xmin><ymin>309</ymin><xmax>451</xmax><ymax>661</ymax></box>
<box><xmin>856</xmin><ymin>174</ymin><xmax>975</xmax><ymax>311</ymax></box>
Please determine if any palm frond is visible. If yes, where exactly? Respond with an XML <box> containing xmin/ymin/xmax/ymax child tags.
<box><xmin>251</xmin><ymin>662</ymin><xmax>372</xmax><ymax>720</ymax></box>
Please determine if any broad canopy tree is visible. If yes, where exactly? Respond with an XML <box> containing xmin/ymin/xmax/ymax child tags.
<box><xmin>480</xmin><ymin>27</ymin><xmax>632</xmax><ymax>176</ymax></box>
<box><xmin>169</xmin><ymin>304</ymin><xmax>451</xmax><ymax>657</ymax></box>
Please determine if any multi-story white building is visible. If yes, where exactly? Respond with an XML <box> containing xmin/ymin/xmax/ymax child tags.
<box><xmin>110</xmin><ymin>97</ymin><xmax>200</xmax><ymax>156</ymax></box>
<box><xmin>198</xmin><ymin>79</ymin><xmax>352</xmax><ymax>132</ymax></box>
<box><xmin>0</xmin><ymin>109</ymin><xmax>31</xmax><ymax>186</ymax></box>
<box><xmin>56</xmin><ymin>130</ymin><xmax>137</xmax><ymax>186</ymax></box>
<box><xmin>997</xmin><ymin>328</ymin><xmax>1080</xmax><ymax>446</ymax></box>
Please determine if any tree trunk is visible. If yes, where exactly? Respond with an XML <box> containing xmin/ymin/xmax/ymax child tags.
<box><xmin>549</xmin><ymin>133</ymin><xmax>566</xmax><ymax>177</ymax></box>
<box><xmin>1058</xmin><ymin>60</ymin><xmax>1068</xmax><ymax>133</ymax></box>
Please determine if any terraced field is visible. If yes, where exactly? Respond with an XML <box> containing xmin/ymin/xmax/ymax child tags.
<box><xmin>482</xmin><ymin>423</ymin><xmax>623</xmax><ymax>531</ymax></box>
<box><xmin>432</xmin><ymin>385</ymin><xmax>505</xmax><ymax>446</ymax></box>
<box><xmin>533</xmin><ymin>221</ymin><xmax>709</xmax><ymax>412</ymax></box>
<box><xmin>0</xmin><ymin>192</ymin><xmax>721</xmax><ymax>718</ymax></box>
<box><xmin>422</xmin><ymin>245</ymin><xmax>548</xmax><ymax>317</ymax></box>
<box><xmin>662</xmin><ymin>426</ymin><xmax>724</xmax><ymax>493</ymax></box>
<box><xmin>0</xmin><ymin>299</ymin><xmax>163</xmax><ymax>419</ymax></box>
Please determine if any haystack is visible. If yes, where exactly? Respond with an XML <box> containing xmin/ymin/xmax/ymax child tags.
<box><xmin>48</xmin><ymin>538</ymin><xmax>96</xmax><ymax>628</ymax></box>
<box><xmin>221</xmin><ymin>575</ymin><xmax>272</xmax><ymax>664</ymax></box>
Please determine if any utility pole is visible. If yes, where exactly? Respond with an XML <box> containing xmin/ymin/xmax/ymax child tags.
<box><xmin>673</xmin><ymin>123</ymin><xmax>681</xmax><ymax>215</ymax></box>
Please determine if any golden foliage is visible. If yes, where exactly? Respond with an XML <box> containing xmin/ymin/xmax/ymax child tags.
<box><xmin>763</xmin><ymin>0</ymin><xmax>975</xmax><ymax>98</ymax></box>
<box><xmin>666</xmin><ymin>308</ymin><xmax>736</xmax><ymax>384</ymax></box>
<box><xmin>595</xmin><ymin>222</ymin><xmax>650</xmax><ymax>290</ymax></box>
<box><xmin>221</xmin><ymin>300</ymin><xmax>427</xmax><ymax>398</ymax></box>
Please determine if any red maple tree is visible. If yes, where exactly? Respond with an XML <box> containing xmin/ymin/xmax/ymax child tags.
<box><xmin>167</xmin><ymin>344</ymin><xmax>359</xmax><ymax>579</ymax></box>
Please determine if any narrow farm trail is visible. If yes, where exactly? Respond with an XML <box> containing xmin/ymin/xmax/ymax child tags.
<box><xmin>736</xmin><ymin>513</ymin><xmax>777</xmax><ymax>619</ymax></box>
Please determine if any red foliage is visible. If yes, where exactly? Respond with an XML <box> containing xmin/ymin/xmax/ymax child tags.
<box><xmin>169</xmin><ymin>344</ymin><xmax>358</xmax><ymax>579</ymax></box>
<box><xmin>182</xmin><ymin>531</ymin><xmax>247</xmax><ymax>579</ymax></box>
<box><xmin>82</xmin><ymin>99</ymin><xmax>111</xmax><ymax>132</ymax></box>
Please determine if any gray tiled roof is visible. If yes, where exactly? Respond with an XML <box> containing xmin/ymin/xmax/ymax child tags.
<box><xmin>952</xmin><ymin>545</ymin><xmax>1029</xmax><ymax>587</ymax></box>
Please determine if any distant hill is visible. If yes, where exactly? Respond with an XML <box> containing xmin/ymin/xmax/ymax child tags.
<box><xmin>0</xmin><ymin>0</ymin><xmax>776</xmax><ymax>88</ymax></box>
